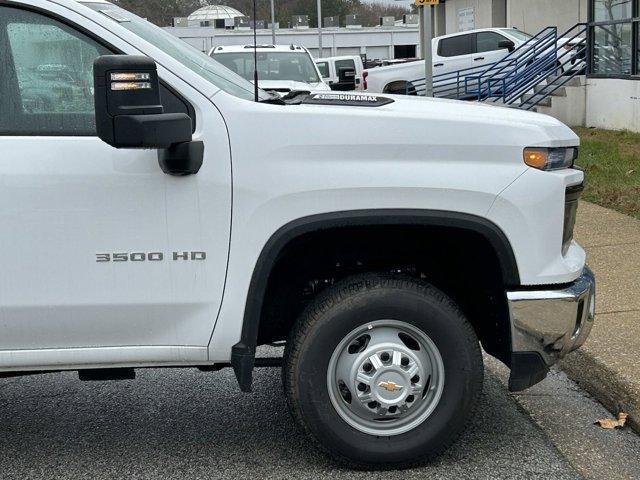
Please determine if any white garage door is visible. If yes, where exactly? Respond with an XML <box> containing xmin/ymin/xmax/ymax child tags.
<box><xmin>364</xmin><ymin>46</ymin><xmax>389</xmax><ymax>60</ymax></box>
<box><xmin>336</xmin><ymin>47</ymin><xmax>362</xmax><ymax>56</ymax></box>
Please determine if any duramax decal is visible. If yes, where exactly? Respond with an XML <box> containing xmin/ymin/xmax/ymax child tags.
<box><xmin>96</xmin><ymin>251</ymin><xmax>206</xmax><ymax>262</ymax></box>
<box><xmin>302</xmin><ymin>93</ymin><xmax>394</xmax><ymax>107</ymax></box>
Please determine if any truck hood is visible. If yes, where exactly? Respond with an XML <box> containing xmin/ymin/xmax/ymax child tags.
<box><xmin>294</xmin><ymin>92</ymin><xmax>578</xmax><ymax>148</ymax></box>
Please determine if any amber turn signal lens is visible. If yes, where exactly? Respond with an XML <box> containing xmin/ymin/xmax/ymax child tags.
<box><xmin>523</xmin><ymin>147</ymin><xmax>578</xmax><ymax>170</ymax></box>
<box><xmin>523</xmin><ymin>148</ymin><xmax>548</xmax><ymax>169</ymax></box>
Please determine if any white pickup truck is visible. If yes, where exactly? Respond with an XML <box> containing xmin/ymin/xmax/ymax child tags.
<box><xmin>0</xmin><ymin>0</ymin><xmax>594</xmax><ymax>468</ymax></box>
<box><xmin>210</xmin><ymin>44</ymin><xmax>331</xmax><ymax>95</ymax></box>
<box><xmin>365</xmin><ymin>27</ymin><xmax>584</xmax><ymax>95</ymax></box>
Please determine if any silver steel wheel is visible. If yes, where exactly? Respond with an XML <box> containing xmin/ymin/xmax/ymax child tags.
<box><xmin>327</xmin><ymin>319</ymin><xmax>445</xmax><ymax>436</ymax></box>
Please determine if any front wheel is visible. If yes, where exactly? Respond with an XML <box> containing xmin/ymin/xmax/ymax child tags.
<box><xmin>283</xmin><ymin>274</ymin><xmax>483</xmax><ymax>468</ymax></box>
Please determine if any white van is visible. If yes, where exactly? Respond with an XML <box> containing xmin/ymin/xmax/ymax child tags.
<box><xmin>210</xmin><ymin>44</ymin><xmax>330</xmax><ymax>95</ymax></box>
<box><xmin>315</xmin><ymin>55</ymin><xmax>365</xmax><ymax>91</ymax></box>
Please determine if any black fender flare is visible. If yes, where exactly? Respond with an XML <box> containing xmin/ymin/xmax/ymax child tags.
<box><xmin>231</xmin><ymin>209</ymin><xmax>520</xmax><ymax>391</ymax></box>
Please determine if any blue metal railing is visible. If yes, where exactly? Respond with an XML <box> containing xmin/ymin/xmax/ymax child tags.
<box><xmin>469</xmin><ymin>26</ymin><xmax>559</xmax><ymax>100</ymax></box>
<box><xmin>513</xmin><ymin>23</ymin><xmax>588</xmax><ymax>110</ymax></box>
<box><xmin>407</xmin><ymin>23</ymin><xmax>588</xmax><ymax>111</ymax></box>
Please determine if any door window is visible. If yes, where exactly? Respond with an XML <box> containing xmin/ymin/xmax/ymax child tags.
<box><xmin>438</xmin><ymin>34</ymin><xmax>474</xmax><ymax>57</ymax></box>
<box><xmin>0</xmin><ymin>7</ymin><xmax>194</xmax><ymax>136</ymax></box>
<box><xmin>316</xmin><ymin>61</ymin><xmax>330</xmax><ymax>78</ymax></box>
<box><xmin>0</xmin><ymin>7</ymin><xmax>111</xmax><ymax>135</ymax></box>
<box><xmin>335</xmin><ymin>59</ymin><xmax>356</xmax><ymax>72</ymax></box>
<box><xmin>476</xmin><ymin>32</ymin><xmax>509</xmax><ymax>53</ymax></box>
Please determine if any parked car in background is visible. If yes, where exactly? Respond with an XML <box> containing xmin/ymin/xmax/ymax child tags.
<box><xmin>365</xmin><ymin>27</ymin><xmax>585</xmax><ymax>96</ymax></box>
<box><xmin>210</xmin><ymin>44</ymin><xmax>330</xmax><ymax>95</ymax></box>
<box><xmin>17</xmin><ymin>65</ymin><xmax>92</xmax><ymax>113</ymax></box>
<box><xmin>562</xmin><ymin>37</ymin><xmax>587</xmax><ymax>73</ymax></box>
<box><xmin>315</xmin><ymin>55</ymin><xmax>364</xmax><ymax>90</ymax></box>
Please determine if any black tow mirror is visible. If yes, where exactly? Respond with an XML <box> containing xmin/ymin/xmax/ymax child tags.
<box><xmin>498</xmin><ymin>40</ymin><xmax>516</xmax><ymax>52</ymax></box>
<box><xmin>93</xmin><ymin>55</ymin><xmax>202</xmax><ymax>175</ymax></box>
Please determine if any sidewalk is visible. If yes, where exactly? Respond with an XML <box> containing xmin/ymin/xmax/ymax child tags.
<box><xmin>560</xmin><ymin>201</ymin><xmax>640</xmax><ymax>432</ymax></box>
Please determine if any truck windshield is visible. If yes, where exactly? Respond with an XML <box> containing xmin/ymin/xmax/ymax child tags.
<box><xmin>501</xmin><ymin>28</ymin><xmax>533</xmax><ymax>42</ymax></box>
<box><xmin>82</xmin><ymin>2</ymin><xmax>269</xmax><ymax>101</ymax></box>
<box><xmin>213</xmin><ymin>51</ymin><xmax>321</xmax><ymax>84</ymax></box>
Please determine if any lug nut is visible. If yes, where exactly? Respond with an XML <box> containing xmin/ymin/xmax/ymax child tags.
<box><xmin>411</xmin><ymin>375</ymin><xmax>420</xmax><ymax>383</ymax></box>
<box><xmin>368</xmin><ymin>401</ymin><xmax>379</xmax><ymax>409</ymax></box>
<box><xmin>388</xmin><ymin>406</ymin><xmax>397</xmax><ymax>414</ymax></box>
<box><xmin>406</xmin><ymin>395</ymin><xmax>415</xmax><ymax>403</ymax></box>
<box><xmin>363</xmin><ymin>362</ymin><xmax>373</xmax><ymax>372</ymax></box>
<box><xmin>357</xmin><ymin>383</ymin><xmax>367</xmax><ymax>392</ymax></box>
<box><xmin>380</xmin><ymin>352</ymin><xmax>390</xmax><ymax>362</ymax></box>
<box><xmin>401</xmin><ymin>357</ymin><xmax>409</xmax><ymax>366</ymax></box>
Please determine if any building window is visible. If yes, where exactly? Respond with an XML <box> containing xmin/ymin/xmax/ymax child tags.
<box><xmin>590</xmin><ymin>0</ymin><xmax>639</xmax><ymax>76</ymax></box>
<box><xmin>593</xmin><ymin>0</ymin><xmax>633</xmax><ymax>21</ymax></box>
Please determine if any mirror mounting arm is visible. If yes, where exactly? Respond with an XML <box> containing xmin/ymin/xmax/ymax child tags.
<box><xmin>158</xmin><ymin>140</ymin><xmax>204</xmax><ymax>176</ymax></box>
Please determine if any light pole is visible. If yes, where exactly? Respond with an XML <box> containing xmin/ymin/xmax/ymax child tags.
<box><xmin>421</xmin><ymin>4</ymin><xmax>433</xmax><ymax>97</ymax></box>
<box><xmin>317</xmin><ymin>0</ymin><xmax>322</xmax><ymax>56</ymax></box>
<box><xmin>270</xmin><ymin>0</ymin><xmax>276</xmax><ymax>45</ymax></box>
<box><xmin>415</xmin><ymin>0</ymin><xmax>437</xmax><ymax>97</ymax></box>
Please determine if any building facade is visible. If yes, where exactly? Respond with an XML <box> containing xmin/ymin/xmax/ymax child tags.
<box><xmin>439</xmin><ymin>0</ymin><xmax>588</xmax><ymax>36</ymax></box>
<box><xmin>434</xmin><ymin>0</ymin><xmax>639</xmax><ymax>131</ymax></box>
<box><xmin>167</xmin><ymin>1</ymin><xmax>640</xmax><ymax>131</ymax></box>
<box><xmin>164</xmin><ymin>25</ymin><xmax>420</xmax><ymax>61</ymax></box>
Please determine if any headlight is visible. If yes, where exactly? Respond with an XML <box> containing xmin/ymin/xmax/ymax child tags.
<box><xmin>523</xmin><ymin>147</ymin><xmax>578</xmax><ymax>171</ymax></box>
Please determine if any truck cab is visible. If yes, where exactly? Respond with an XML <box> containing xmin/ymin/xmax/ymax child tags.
<box><xmin>209</xmin><ymin>44</ymin><xmax>330</xmax><ymax>95</ymax></box>
<box><xmin>0</xmin><ymin>0</ymin><xmax>594</xmax><ymax>468</ymax></box>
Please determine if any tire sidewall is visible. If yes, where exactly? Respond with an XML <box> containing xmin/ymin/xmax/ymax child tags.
<box><xmin>287</xmin><ymin>281</ymin><xmax>482</xmax><ymax>466</ymax></box>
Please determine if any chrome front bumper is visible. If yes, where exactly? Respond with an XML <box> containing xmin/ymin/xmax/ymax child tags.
<box><xmin>507</xmin><ymin>266</ymin><xmax>596</xmax><ymax>368</ymax></box>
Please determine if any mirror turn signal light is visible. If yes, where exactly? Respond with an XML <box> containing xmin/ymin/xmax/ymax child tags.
<box><xmin>111</xmin><ymin>82</ymin><xmax>152</xmax><ymax>91</ymax></box>
<box><xmin>523</xmin><ymin>147</ymin><xmax>578</xmax><ymax>171</ymax></box>
<box><xmin>110</xmin><ymin>72</ymin><xmax>151</xmax><ymax>81</ymax></box>
<box><xmin>110</xmin><ymin>72</ymin><xmax>152</xmax><ymax>91</ymax></box>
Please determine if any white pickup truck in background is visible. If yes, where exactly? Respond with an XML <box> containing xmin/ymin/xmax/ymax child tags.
<box><xmin>365</xmin><ymin>27</ymin><xmax>584</xmax><ymax>95</ymax></box>
<box><xmin>210</xmin><ymin>44</ymin><xmax>330</xmax><ymax>95</ymax></box>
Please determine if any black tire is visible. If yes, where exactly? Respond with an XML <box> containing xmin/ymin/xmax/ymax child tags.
<box><xmin>383</xmin><ymin>81</ymin><xmax>415</xmax><ymax>96</ymax></box>
<box><xmin>283</xmin><ymin>273</ymin><xmax>483</xmax><ymax>468</ymax></box>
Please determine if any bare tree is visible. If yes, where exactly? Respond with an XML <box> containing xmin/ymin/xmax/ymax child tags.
<box><xmin>353</xmin><ymin>1</ymin><xmax>411</xmax><ymax>27</ymax></box>
<box><xmin>111</xmin><ymin>0</ymin><xmax>207</xmax><ymax>26</ymax></box>
<box><xmin>112</xmin><ymin>0</ymin><xmax>410</xmax><ymax>28</ymax></box>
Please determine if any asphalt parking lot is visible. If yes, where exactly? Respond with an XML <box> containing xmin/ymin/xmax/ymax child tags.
<box><xmin>2</xmin><ymin>353</ymin><xmax>639</xmax><ymax>480</ymax></box>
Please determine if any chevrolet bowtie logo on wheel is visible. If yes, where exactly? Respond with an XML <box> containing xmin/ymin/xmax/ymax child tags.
<box><xmin>378</xmin><ymin>381</ymin><xmax>404</xmax><ymax>392</ymax></box>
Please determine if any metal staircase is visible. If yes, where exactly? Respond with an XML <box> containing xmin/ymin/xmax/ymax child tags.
<box><xmin>408</xmin><ymin>23</ymin><xmax>588</xmax><ymax>111</ymax></box>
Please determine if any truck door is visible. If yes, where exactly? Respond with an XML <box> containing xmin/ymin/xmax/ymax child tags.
<box><xmin>0</xmin><ymin>6</ymin><xmax>231</xmax><ymax>364</ymax></box>
<box><xmin>473</xmin><ymin>31</ymin><xmax>512</xmax><ymax>71</ymax></box>
<box><xmin>433</xmin><ymin>33</ymin><xmax>475</xmax><ymax>77</ymax></box>
<box><xmin>432</xmin><ymin>33</ymin><xmax>475</xmax><ymax>96</ymax></box>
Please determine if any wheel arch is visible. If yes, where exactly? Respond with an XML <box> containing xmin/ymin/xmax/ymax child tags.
<box><xmin>230</xmin><ymin>209</ymin><xmax>519</xmax><ymax>392</ymax></box>
<box><xmin>383</xmin><ymin>80</ymin><xmax>416</xmax><ymax>95</ymax></box>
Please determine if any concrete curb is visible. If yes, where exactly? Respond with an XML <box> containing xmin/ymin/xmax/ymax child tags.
<box><xmin>560</xmin><ymin>351</ymin><xmax>640</xmax><ymax>434</ymax></box>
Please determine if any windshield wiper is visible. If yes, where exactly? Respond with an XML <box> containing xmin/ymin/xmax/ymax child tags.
<box><xmin>258</xmin><ymin>90</ymin><xmax>311</xmax><ymax>105</ymax></box>
<box><xmin>279</xmin><ymin>90</ymin><xmax>311</xmax><ymax>105</ymax></box>
<box><xmin>258</xmin><ymin>90</ymin><xmax>285</xmax><ymax>105</ymax></box>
